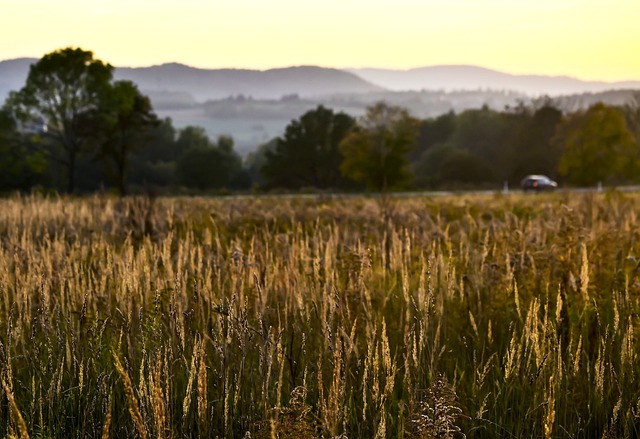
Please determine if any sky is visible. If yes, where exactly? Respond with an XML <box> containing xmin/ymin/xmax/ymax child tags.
<box><xmin>1</xmin><ymin>0</ymin><xmax>639</xmax><ymax>82</ymax></box>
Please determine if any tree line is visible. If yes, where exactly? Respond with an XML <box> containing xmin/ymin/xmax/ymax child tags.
<box><xmin>2</xmin><ymin>47</ymin><xmax>640</xmax><ymax>195</ymax></box>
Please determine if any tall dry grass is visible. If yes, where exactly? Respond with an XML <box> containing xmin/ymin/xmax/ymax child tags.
<box><xmin>0</xmin><ymin>191</ymin><xmax>639</xmax><ymax>437</ymax></box>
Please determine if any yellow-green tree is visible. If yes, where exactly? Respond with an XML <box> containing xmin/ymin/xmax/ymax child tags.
<box><xmin>555</xmin><ymin>103</ymin><xmax>639</xmax><ymax>186</ymax></box>
<box><xmin>339</xmin><ymin>102</ymin><xmax>419</xmax><ymax>192</ymax></box>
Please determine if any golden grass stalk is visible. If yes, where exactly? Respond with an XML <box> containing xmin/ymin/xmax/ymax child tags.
<box><xmin>544</xmin><ymin>374</ymin><xmax>555</xmax><ymax>439</ymax></box>
<box><xmin>149</xmin><ymin>357</ymin><xmax>167</xmax><ymax>439</ymax></box>
<box><xmin>276</xmin><ymin>338</ymin><xmax>285</xmax><ymax>412</ymax></box>
<box><xmin>572</xmin><ymin>335</ymin><xmax>582</xmax><ymax>376</ymax></box>
<box><xmin>2</xmin><ymin>379</ymin><xmax>30</xmax><ymax>439</ymax></box>
<box><xmin>579</xmin><ymin>243</ymin><xmax>589</xmax><ymax>301</ymax></box>
<box><xmin>183</xmin><ymin>342</ymin><xmax>198</xmax><ymax>421</ymax></box>
<box><xmin>101</xmin><ymin>394</ymin><xmax>112</xmax><ymax>439</ymax></box>
<box><xmin>112</xmin><ymin>350</ymin><xmax>148</xmax><ymax>439</ymax></box>
<box><xmin>197</xmin><ymin>341</ymin><xmax>208</xmax><ymax>432</ymax></box>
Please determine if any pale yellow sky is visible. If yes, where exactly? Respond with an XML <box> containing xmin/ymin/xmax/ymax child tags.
<box><xmin>1</xmin><ymin>0</ymin><xmax>639</xmax><ymax>81</ymax></box>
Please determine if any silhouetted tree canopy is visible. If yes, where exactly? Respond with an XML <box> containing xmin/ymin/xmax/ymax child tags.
<box><xmin>262</xmin><ymin>105</ymin><xmax>356</xmax><ymax>190</ymax></box>
<box><xmin>437</xmin><ymin>149</ymin><xmax>494</xmax><ymax>185</ymax></box>
<box><xmin>246</xmin><ymin>139</ymin><xmax>276</xmax><ymax>189</ymax></box>
<box><xmin>7</xmin><ymin>47</ymin><xmax>113</xmax><ymax>192</ymax></box>
<box><xmin>412</xmin><ymin>111</ymin><xmax>456</xmax><ymax>160</ymax></box>
<box><xmin>91</xmin><ymin>80</ymin><xmax>159</xmax><ymax>195</ymax></box>
<box><xmin>176</xmin><ymin>131</ymin><xmax>244</xmax><ymax>190</ymax></box>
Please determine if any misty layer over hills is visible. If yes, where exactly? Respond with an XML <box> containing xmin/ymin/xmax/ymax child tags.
<box><xmin>2</xmin><ymin>58</ymin><xmax>640</xmax><ymax>153</ymax></box>
<box><xmin>347</xmin><ymin>65</ymin><xmax>640</xmax><ymax>96</ymax></box>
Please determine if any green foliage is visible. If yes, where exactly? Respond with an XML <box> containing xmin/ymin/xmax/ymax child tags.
<box><xmin>0</xmin><ymin>107</ymin><xmax>48</xmax><ymax>191</ymax></box>
<box><xmin>451</xmin><ymin>106</ymin><xmax>507</xmax><ymax>165</ymax></box>
<box><xmin>413</xmin><ymin>142</ymin><xmax>455</xmax><ymax>188</ymax></box>
<box><xmin>504</xmin><ymin>104</ymin><xmax>563</xmax><ymax>183</ymax></box>
<box><xmin>125</xmin><ymin>118</ymin><xmax>179</xmax><ymax>189</ymax></box>
<box><xmin>340</xmin><ymin>102</ymin><xmax>419</xmax><ymax>191</ymax></box>
<box><xmin>556</xmin><ymin>103</ymin><xmax>639</xmax><ymax>186</ymax></box>
<box><xmin>135</xmin><ymin>117</ymin><xmax>179</xmax><ymax>163</ymax></box>
<box><xmin>262</xmin><ymin>105</ymin><xmax>356</xmax><ymax>190</ymax></box>
<box><xmin>246</xmin><ymin>139</ymin><xmax>276</xmax><ymax>189</ymax></box>
<box><xmin>95</xmin><ymin>80</ymin><xmax>160</xmax><ymax>195</ymax></box>
<box><xmin>412</xmin><ymin>111</ymin><xmax>456</xmax><ymax>161</ymax></box>
<box><xmin>175</xmin><ymin>125</ymin><xmax>211</xmax><ymax>152</ymax></box>
<box><xmin>413</xmin><ymin>103</ymin><xmax>558</xmax><ymax>189</ymax></box>
<box><xmin>175</xmin><ymin>131</ymin><xmax>244</xmax><ymax>190</ymax></box>
<box><xmin>437</xmin><ymin>149</ymin><xmax>494</xmax><ymax>185</ymax></box>
<box><xmin>7</xmin><ymin>47</ymin><xmax>114</xmax><ymax>192</ymax></box>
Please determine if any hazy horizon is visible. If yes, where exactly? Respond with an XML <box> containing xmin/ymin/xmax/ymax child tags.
<box><xmin>2</xmin><ymin>0</ymin><xmax>639</xmax><ymax>83</ymax></box>
<box><xmin>4</xmin><ymin>56</ymin><xmax>640</xmax><ymax>85</ymax></box>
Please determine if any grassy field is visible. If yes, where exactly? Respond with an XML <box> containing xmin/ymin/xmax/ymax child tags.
<box><xmin>0</xmin><ymin>192</ymin><xmax>639</xmax><ymax>438</ymax></box>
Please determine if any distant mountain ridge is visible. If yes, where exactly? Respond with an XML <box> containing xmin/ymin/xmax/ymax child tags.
<box><xmin>3</xmin><ymin>58</ymin><xmax>640</xmax><ymax>102</ymax></box>
<box><xmin>114</xmin><ymin>63</ymin><xmax>385</xmax><ymax>101</ymax></box>
<box><xmin>0</xmin><ymin>58</ymin><xmax>385</xmax><ymax>103</ymax></box>
<box><xmin>347</xmin><ymin>65</ymin><xmax>640</xmax><ymax>96</ymax></box>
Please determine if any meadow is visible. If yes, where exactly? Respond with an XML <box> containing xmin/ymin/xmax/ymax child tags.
<box><xmin>0</xmin><ymin>192</ymin><xmax>639</xmax><ymax>438</ymax></box>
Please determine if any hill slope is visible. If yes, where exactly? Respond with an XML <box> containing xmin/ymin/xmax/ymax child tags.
<box><xmin>113</xmin><ymin>63</ymin><xmax>384</xmax><ymax>101</ymax></box>
<box><xmin>0</xmin><ymin>59</ymin><xmax>384</xmax><ymax>103</ymax></box>
<box><xmin>4</xmin><ymin>59</ymin><xmax>640</xmax><ymax>102</ymax></box>
<box><xmin>347</xmin><ymin>65</ymin><xmax>640</xmax><ymax>96</ymax></box>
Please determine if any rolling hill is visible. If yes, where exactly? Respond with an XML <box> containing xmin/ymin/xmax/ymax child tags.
<box><xmin>114</xmin><ymin>63</ymin><xmax>385</xmax><ymax>101</ymax></box>
<box><xmin>0</xmin><ymin>59</ymin><xmax>385</xmax><ymax>103</ymax></box>
<box><xmin>347</xmin><ymin>65</ymin><xmax>640</xmax><ymax>96</ymax></box>
<box><xmin>4</xmin><ymin>58</ymin><xmax>640</xmax><ymax>103</ymax></box>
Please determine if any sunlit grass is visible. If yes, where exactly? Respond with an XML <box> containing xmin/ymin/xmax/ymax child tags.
<box><xmin>0</xmin><ymin>191</ymin><xmax>639</xmax><ymax>438</ymax></box>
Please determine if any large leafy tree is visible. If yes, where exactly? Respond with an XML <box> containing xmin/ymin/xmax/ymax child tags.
<box><xmin>555</xmin><ymin>103</ymin><xmax>639</xmax><ymax>186</ymax></box>
<box><xmin>175</xmin><ymin>130</ymin><xmax>244</xmax><ymax>190</ymax></box>
<box><xmin>262</xmin><ymin>105</ymin><xmax>355</xmax><ymax>190</ymax></box>
<box><xmin>93</xmin><ymin>80</ymin><xmax>159</xmax><ymax>195</ymax></box>
<box><xmin>7</xmin><ymin>47</ymin><xmax>113</xmax><ymax>193</ymax></box>
<box><xmin>340</xmin><ymin>102</ymin><xmax>419</xmax><ymax>192</ymax></box>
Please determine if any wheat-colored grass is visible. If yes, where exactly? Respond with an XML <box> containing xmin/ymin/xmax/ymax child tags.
<box><xmin>0</xmin><ymin>193</ymin><xmax>639</xmax><ymax>437</ymax></box>
<box><xmin>2</xmin><ymin>379</ymin><xmax>30</xmax><ymax>439</ymax></box>
<box><xmin>112</xmin><ymin>350</ymin><xmax>148</xmax><ymax>439</ymax></box>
